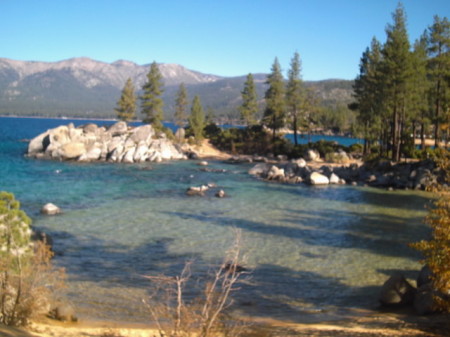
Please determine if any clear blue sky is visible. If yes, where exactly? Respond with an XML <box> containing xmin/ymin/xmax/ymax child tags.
<box><xmin>1</xmin><ymin>0</ymin><xmax>448</xmax><ymax>80</ymax></box>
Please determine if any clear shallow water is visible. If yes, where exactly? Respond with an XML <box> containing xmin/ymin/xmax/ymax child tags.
<box><xmin>0</xmin><ymin>116</ymin><xmax>432</xmax><ymax>323</ymax></box>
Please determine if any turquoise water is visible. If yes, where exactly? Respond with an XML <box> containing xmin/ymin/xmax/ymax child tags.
<box><xmin>0</xmin><ymin>116</ymin><xmax>431</xmax><ymax>323</ymax></box>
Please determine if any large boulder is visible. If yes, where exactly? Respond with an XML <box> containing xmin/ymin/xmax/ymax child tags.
<box><xmin>267</xmin><ymin>165</ymin><xmax>285</xmax><ymax>181</ymax></box>
<box><xmin>249</xmin><ymin>163</ymin><xmax>271</xmax><ymax>176</ymax></box>
<box><xmin>56</xmin><ymin>142</ymin><xmax>86</xmax><ymax>160</ymax></box>
<box><xmin>414</xmin><ymin>283</ymin><xmax>439</xmax><ymax>315</ymax></box>
<box><xmin>417</xmin><ymin>265</ymin><xmax>433</xmax><ymax>288</ymax></box>
<box><xmin>28</xmin><ymin>130</ymin><xmax>50</xmax><ymax>156</ymax></box>
<box><xmin>309</xmin><ymin>172</ymin><xmax>329</xmax><ymax>185</ymax></box>
<box><xmin>108</xmin><ymin>121</ymin><xmax>128</xmax><ymax>136</ymax></box>
<box><xmin>305</xmin><ymin>149</ymin><xmax>320</xmax><ymax>162</ymax></box>
<box><xmin>329</xmin><ymin>173</ymin><xmax>340</xmax><ymax>184</ymax></box>
<box><xmin>379</xmin><ymin>274</ymin><xmax>416</xmax><ymax>307</ymax></box>
<box><xmin>130</xmin><ymin>124</ymin><xmax>154</xmax><ymax>144</ymax></box>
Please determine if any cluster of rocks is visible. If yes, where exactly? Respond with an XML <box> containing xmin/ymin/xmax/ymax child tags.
<box><xmin>27</xmin><ymin>121</ymin><xmax>186</xmax><ymax>163</ymax></box>
<box><xmin>247</xmin><ymin>156</ymin><xmax>445</xmax><ymax>190</ymax></box>
<box><xmin>248</xmin><ymin>159</ymin><xmax>352</xmax><ymax>186</ymax></box>
<box><xmin>379</xmin><ymin>266</ymin><xmax>449</xmax><ymax>315</ymax></box>
<box><xmin>186</xmin><ymin>182</ymin><xmax>226</xmax><ymax>198</ymax></box>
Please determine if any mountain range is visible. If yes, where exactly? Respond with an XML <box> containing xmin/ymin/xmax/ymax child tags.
<box><xmin>0</xmin><ymin>57</ymin><xmax>354</xmax><ymax>120</ymax></box>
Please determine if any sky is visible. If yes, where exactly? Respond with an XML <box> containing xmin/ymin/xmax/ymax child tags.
<box><xmin>1</xmin><ymin>0</ymin><xmax>449</xmax><ymax>81</ymax></box>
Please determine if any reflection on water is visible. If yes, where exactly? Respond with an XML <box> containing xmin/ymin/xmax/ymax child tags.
<box><xmin>30</xmin><ymin>160</ymin><xmax>431</xmax><ymax>323</ymax></box>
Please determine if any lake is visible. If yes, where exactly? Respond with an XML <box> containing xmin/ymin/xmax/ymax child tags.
<box><xmin>0</xmin><ymin>116</ymin><xmax>431</xmax><ymax>324</ymax></box>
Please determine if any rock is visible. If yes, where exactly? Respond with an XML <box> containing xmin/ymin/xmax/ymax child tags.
<box><xmin>28</xmin><ymin>130</ymin><xmax>50</xmax><ymax>156</ymax></box>
<box><xmin>309</xmin><ymin>172</ymin><xmax>329</xmax><ymax>185</ymax></box>
<box><xmin>414</xmin><ymin>283</ymin><xmax>439</xmax><ymax>315</ymax></box>
<box><xmin>292</xmin><ymin>158</ymin><xmax>307</xmax><ymax>168</ymax></box>
<box><xmin>267</xmin><ymin>165</ymin><xmax>285</xmax><ymax>181</ymax></box>
<box><xmin>130</xmin><ymin>124</ymin><xmax>154</xmax><ymax>144</ymax></box>
<box><xmin>175</xmin><ymin>128</ymin><xmax>185</xmax><ymax>143</ymax></box>
<box><xmin>108</xmin><ymin>121</ymin><xmax>128</xmax><ymax>136</ymax></box>
<box><xmin>31</xmin><ymin>229</ymin><xmax>54</xmax><ymax>248</ymax></box>
<box><xmin>133</xmin><ymin>142</ymin><xmax>149</xmax><ymax>162</ymax></box>
<box><xmin>51</xmin><ymin>303</ymin><xmax>77</xmax><ymax>322</ymax></box>
<box><xmin>41</xmin><ymin>203</ymin><xmax>61</xmax><ymax>215</ymax></box>
<box><xmin>78</xmin><ymin>144</ymin><xmax>102</xmax><ymax>162</ymax></box>
<box><xmin>417</xmin><ymin>265</ymin><xmax>433</xmax><ymax>288</ymax></box>
<box><xmin>379</xmin><ymin>274</ymin><xmax>416</xmax><ymax>307</ymax></box>
<box><xmin>215</xmin><ymin>190</ymin><xmax>226</xmax><ymax>198</ymax></box>
<box><xmin>329</xmin><ymin>173</ymin><xmax>340</xmax><ymax>184</ymax></box>
<box><xmin>248</xmin><ymin>163</ymin><xmax>271</xmax><ymax>176</ymax></box>
<box><xmin>186</xmin><ymin>185</ymin><xmax>209</xmax><ymax>196</ymax></box>
<box><xmin>305</xmin><ymin>149</ymin><xmax>320</xmax><ymax>162</ymax></box>
<box><xmin>198</xmin><ymin>161</ymin><xmax>208</xmax><ymax>166</ymax></box>
<box><xmin>57</xmin><ymin>142</ymin><xmax>86</xmax><ymax>160</ymax></box>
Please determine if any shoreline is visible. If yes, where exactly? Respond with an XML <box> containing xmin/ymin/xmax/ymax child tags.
<box><xmin>2</xmin><ymin>310</ymin><xmax>449</xmax><ymax>337</ymax></box>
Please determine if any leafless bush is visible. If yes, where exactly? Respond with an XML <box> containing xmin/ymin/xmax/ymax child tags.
<box><xmin>143</xmin><ymin>229</ymin><xmax>250</xmax><ymax>337</ymax></box>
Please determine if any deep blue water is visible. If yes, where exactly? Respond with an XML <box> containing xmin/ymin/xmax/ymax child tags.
<box><xmin>0</xmin><ymin>116</ymin><xmax>430</xmax><ymax>324</ymax></box>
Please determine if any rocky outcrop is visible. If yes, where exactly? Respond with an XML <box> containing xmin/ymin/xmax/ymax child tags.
<box><xmin>247</xmin><ymin>157</ymin><xmax>445</xmax><ymax>190</ymax></box>
<box><xmin>27</xmin><ymin>122</ymin><xmax>187</xmax><ymax>163</ymax></box>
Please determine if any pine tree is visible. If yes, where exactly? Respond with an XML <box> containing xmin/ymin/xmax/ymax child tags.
<box><xmin>115</xmin><ymin>78</ymin><xmax>137</xmax><ymax>122</ymax></box>
<box><xmin>381</xmin><ymin>3</ymin><xmax>413</xmax><ymax>161</ymax></box>
<box><xmin>140</xmin><ymin>61</ymin><xmax>164</xmax><ymax>130</ymax></box>
<box><xmin>174</xmin><ymin>83</ymin><xmax>188</xmax><ymax>127</ymax></box>
<box><xmin>410</xmin><ymin>34</ymin><xmax>431</xmax><ymax>150</ymax></box>
<box><xmin>427</xmin><ymin>15</ymin><xmax>450</xmax><ymax>147</ymax></box>
<box><xmin>239</xmin><ymin>73</ymin><xmax>258</xmax><ymax>126</ymax></box>
<box><xmin>189</xmin><ymin>95</ymin><xmax>205</xmax><ymax>143</ymax></box>
<box><xmin>263</xmin><ymin>58</ymin><xmax>285</xmax><ymax>142</ymax></box>
<box><xmin>286</xmin><ymin>52</ymin><xmax>307</xmax><ymax>146</ymax></box>
<box><xmin>353</xmin><ymin>37</ymin><xmax>384</xmax><ymax>154</ymax></box>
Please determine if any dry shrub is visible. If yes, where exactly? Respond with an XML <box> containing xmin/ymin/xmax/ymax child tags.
<box><xmin>143</xmin><ymin>229</ymin><xmax>250</xmax><ymax>337</ymax></box>
<box><xmin>411</xmin><ymin>152</ymin><xmax>450</xmax><ymax>311</ymax></box>
<box><xmin>0</xmin><ymin>191</ymin><xmax>65</xmax><ymax>326</ymax></box>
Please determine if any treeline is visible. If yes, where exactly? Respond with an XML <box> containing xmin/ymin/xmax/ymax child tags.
<box><xmin>352</xmin><ymin>4</ymin><xmax>449</xmax><ymax>161</ymax></box>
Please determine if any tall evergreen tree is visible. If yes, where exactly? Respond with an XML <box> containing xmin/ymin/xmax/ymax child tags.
<box><xmin>239</xmin><ymin>73</ymin><xmax>258</xmax><ymax>126</ymax></box>
<box><xmin>263</xmin><ymin>58</ymin><xmax>285</xmax><ymax>142</ymax></box>
<box><xmin>174</xmin><ymin>83</ymin><xmax>188</xmax><ymax>127</ymax></box>
<box><xmin>115</xmin><ymin>78</ymin><xmax>137</xmax><ymax>122</ymax></box>
<box><xmin>410</xmin><ymin>34</ymin><xmax>431</xmax><ymax>150</ymax></box>
<box><xmin>286</xmin><ymin>52</ymin><xmax>307</xmax><ymax>146</ymax></box>
<box><xmin>355</xmin><ymin>38</ymin><xmax>383</xmax><ymax>153</ymax></box>
<box><xmin>381</xmin><ymin>3</ymin><xmax>413</xmax><ymax>161</ymax></box>
<box><xmin>427</xmin><ymin>15</ymin><xmax>450</xmax><ymax>147</ymax></box>
<box><xmin>140</xmin><ymin>61</ymin><xmax>164</xmax><ymax>130</ymax></box>
<box><xmin>189</xmin><ymin>95</ymin><xmax>205</xmax><ymax>143</ymax></box>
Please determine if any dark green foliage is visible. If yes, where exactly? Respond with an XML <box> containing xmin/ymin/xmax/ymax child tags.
<box><xmin>239</xmin><ymin>73</ymin><xmax>258</xmax><ymax>126</ymax></box>
<box><xmin>140</xmin><ymin>61</ymin><xmax>164</xmax><ymax>129</ymax></box>
<box><xmin>174</xmin><ymin>83</ymin><xmax>188</xmax><ymax>127</ymax></box>
<box><xmin>286</xmin><ymin>52</ymin><xmax>307</xmax><ymax>145</ymax></box>
<box><xmin>353</xmin><ymin>4</ymin><xmax>449</xmax><ymax>162</ymax></box>
<box><xmin>115</xmin><ymin>78</ymin><xmax>137</xmax><ymax>121</ymax></box>
<box><xmin>208</xmin><ymin>126</ymin><xmax>288</xmax><ymax>155</ymax></box>
<box><xmin>263</xmin><ymin>58</ymin><xmax>285</xmax><ymax>141</ymax></box>
<box><xmin>188</xmin><ymin>96</ymin><xmax>205</xmax><ymax>143</ymax></box>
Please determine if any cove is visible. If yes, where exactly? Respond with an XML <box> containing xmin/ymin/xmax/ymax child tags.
<box><xmin>0</xmin><ymin>117</ymin><xmax>431</xmax><ymax>324</ymax></box>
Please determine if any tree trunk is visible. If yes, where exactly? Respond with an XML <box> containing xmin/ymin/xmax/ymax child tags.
<box><xmin>434</xmin><ymin>79</ymin><xmax>441</xmax><ymax>148</ymax></box>
<box><xmin>293</xmin><ymin>115</ymin><xmax>298</xmax><ymax>146</ymax></box>
<box><xmin>420</xmin><ymin>122</ymin><xmax>426</xmax><ymax>150</ymax></box>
